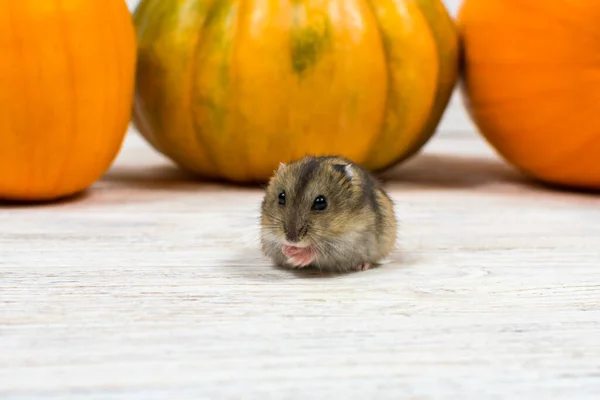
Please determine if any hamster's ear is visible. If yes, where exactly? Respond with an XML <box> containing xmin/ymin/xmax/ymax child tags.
<box><xmin>277</xmin><ymin>162</ymin><xmax>286</xmax><ymax>172</ymax></box>
<box><xmin>333</xmin><ymin>163</ymin><xmax>354</xmax><ymax>181</ymax></box>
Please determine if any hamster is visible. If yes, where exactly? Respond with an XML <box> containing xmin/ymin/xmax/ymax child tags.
<box><xmin>259</xmin><ymin>155</ymin><xmax>397</xmax><ymax>273</ymax></box>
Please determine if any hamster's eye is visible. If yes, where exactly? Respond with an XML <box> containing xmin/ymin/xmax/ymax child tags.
<box><xmin>312</xmin><ymin>195</ymin><xmax>327</xmax><ymax>211</ymax></box>
<box><xmin>278</xmin><ymin>191</ymin><xmax>286</xmax><ymax>206</ymax></box>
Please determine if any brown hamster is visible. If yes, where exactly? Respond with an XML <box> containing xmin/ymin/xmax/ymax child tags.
<box><xmin>260</xmin><ymin>155</ymin><xmax>397</xmax><ymax>273</ymax></box>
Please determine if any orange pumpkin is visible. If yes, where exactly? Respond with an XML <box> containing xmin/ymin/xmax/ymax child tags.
<box><xmin>0</xmin><ymin>0</ymin><xmax>137</xmax><ymax>201</ymax></box>
<box><xmin>132</xmin><ymin>0</ymin><xmax>458</xmax><ymax>183</ymax></box>
<box><xmin>458</xmin><ymin>0</ymin><xmax>600</xmax><ymax>190</ymax></box>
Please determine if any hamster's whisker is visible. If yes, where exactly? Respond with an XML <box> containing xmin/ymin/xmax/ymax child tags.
<box><xmin>261</xmin><ymin>224</ymin><xmax>283</xmax><ymax>231</ymax></box>
<box><xmin>261</xmin><ymin>219</ymin><xmax>281</xmax><ymax>226</ymax></box>
<box><xmin>314</xmin><ymin>260</ymin><xmax>324</xmax><ymax>276</ymax></box>
<box><xmin>306</xmin><ymin>234</ymin><xmax>328</xmax><ymax>257</ymax></box>
<box><xmin>262</xmin><ymin>215</ymin><xmax>286</xmax><ymax>225</ymax></box>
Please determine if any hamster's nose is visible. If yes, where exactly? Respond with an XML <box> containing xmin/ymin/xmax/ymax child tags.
<box><xmin>284</xmin><ymin>223</ymin><xmax>308</xmax><ymax>243</ymax></box>
<box><xmin>285</xmin><ymin>229</ymin><xmax>299</xmax><ymax>243</ymax></box>
<box><xmin>284</xmin><ymin>222</ymin><xmax>300</xmax><ymax>243</ymax></box>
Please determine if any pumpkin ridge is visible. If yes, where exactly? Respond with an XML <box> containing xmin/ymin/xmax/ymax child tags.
<box><xmin>132</xmin><ymin>0</ymin><xmax>174</xmax><ymax>158</ymax></box>
<box><xmin>52</xmin><ymin>0</ymin><xmax>80</xmax><ymax>196</ymax></box>
<box><xmin>189</xmin><ymin>0</ymin><xmax>242</xmax><ymax>180</ymax></box>
<box><xmin>184</xmin><ymin>0</ymin><xmax>226</xmax><ymax>178</ymax></box>
<box><xmin>362</xmin><ymin>0</ymin><xmax>439</xmax><ymax>170</ymax></box>
<box><xmin>396</xmin><ymin>0</ymin><xmax>458</xmax><ymax>164</ymax></box>
<box><xmin>4</xmin><ymin>2</ymin><xmax>31</xmax><ymax>195</ymax></box>
<box><xmin>179</xmin><ymin>0</ymin><xmax>224</xmax><ymax>177</ymax></box>
<box><xmin>233</xmin><ymin>0</ymin><xmax>253</xmax><ymax>181</ymax></box>
<box><xmin>135</xmin><ymin>0</ymin><xmax>222</xmax><ymax>178</ymax></box>
<box><xmin>361</xmin><ymin>0</ymin><xmax>392</xmax><ymax>162</ymax></box>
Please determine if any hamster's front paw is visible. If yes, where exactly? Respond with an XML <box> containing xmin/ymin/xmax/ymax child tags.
<box><xmin>355</xmin><ymin>263</ymin><xmax>371</xmax><ymax>271</ymax></box>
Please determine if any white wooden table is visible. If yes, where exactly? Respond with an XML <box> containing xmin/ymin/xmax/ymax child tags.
<box><xmin>2</xmin><ymin>104</ymin><xmax>600</xmax><ymax>398</ymax></box>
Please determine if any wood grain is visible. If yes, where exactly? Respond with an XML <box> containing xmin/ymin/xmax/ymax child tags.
<box><xmin>1</xmin><ymin>123</ymin><xmax>600</xmax><ymax>399</ymax></box>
